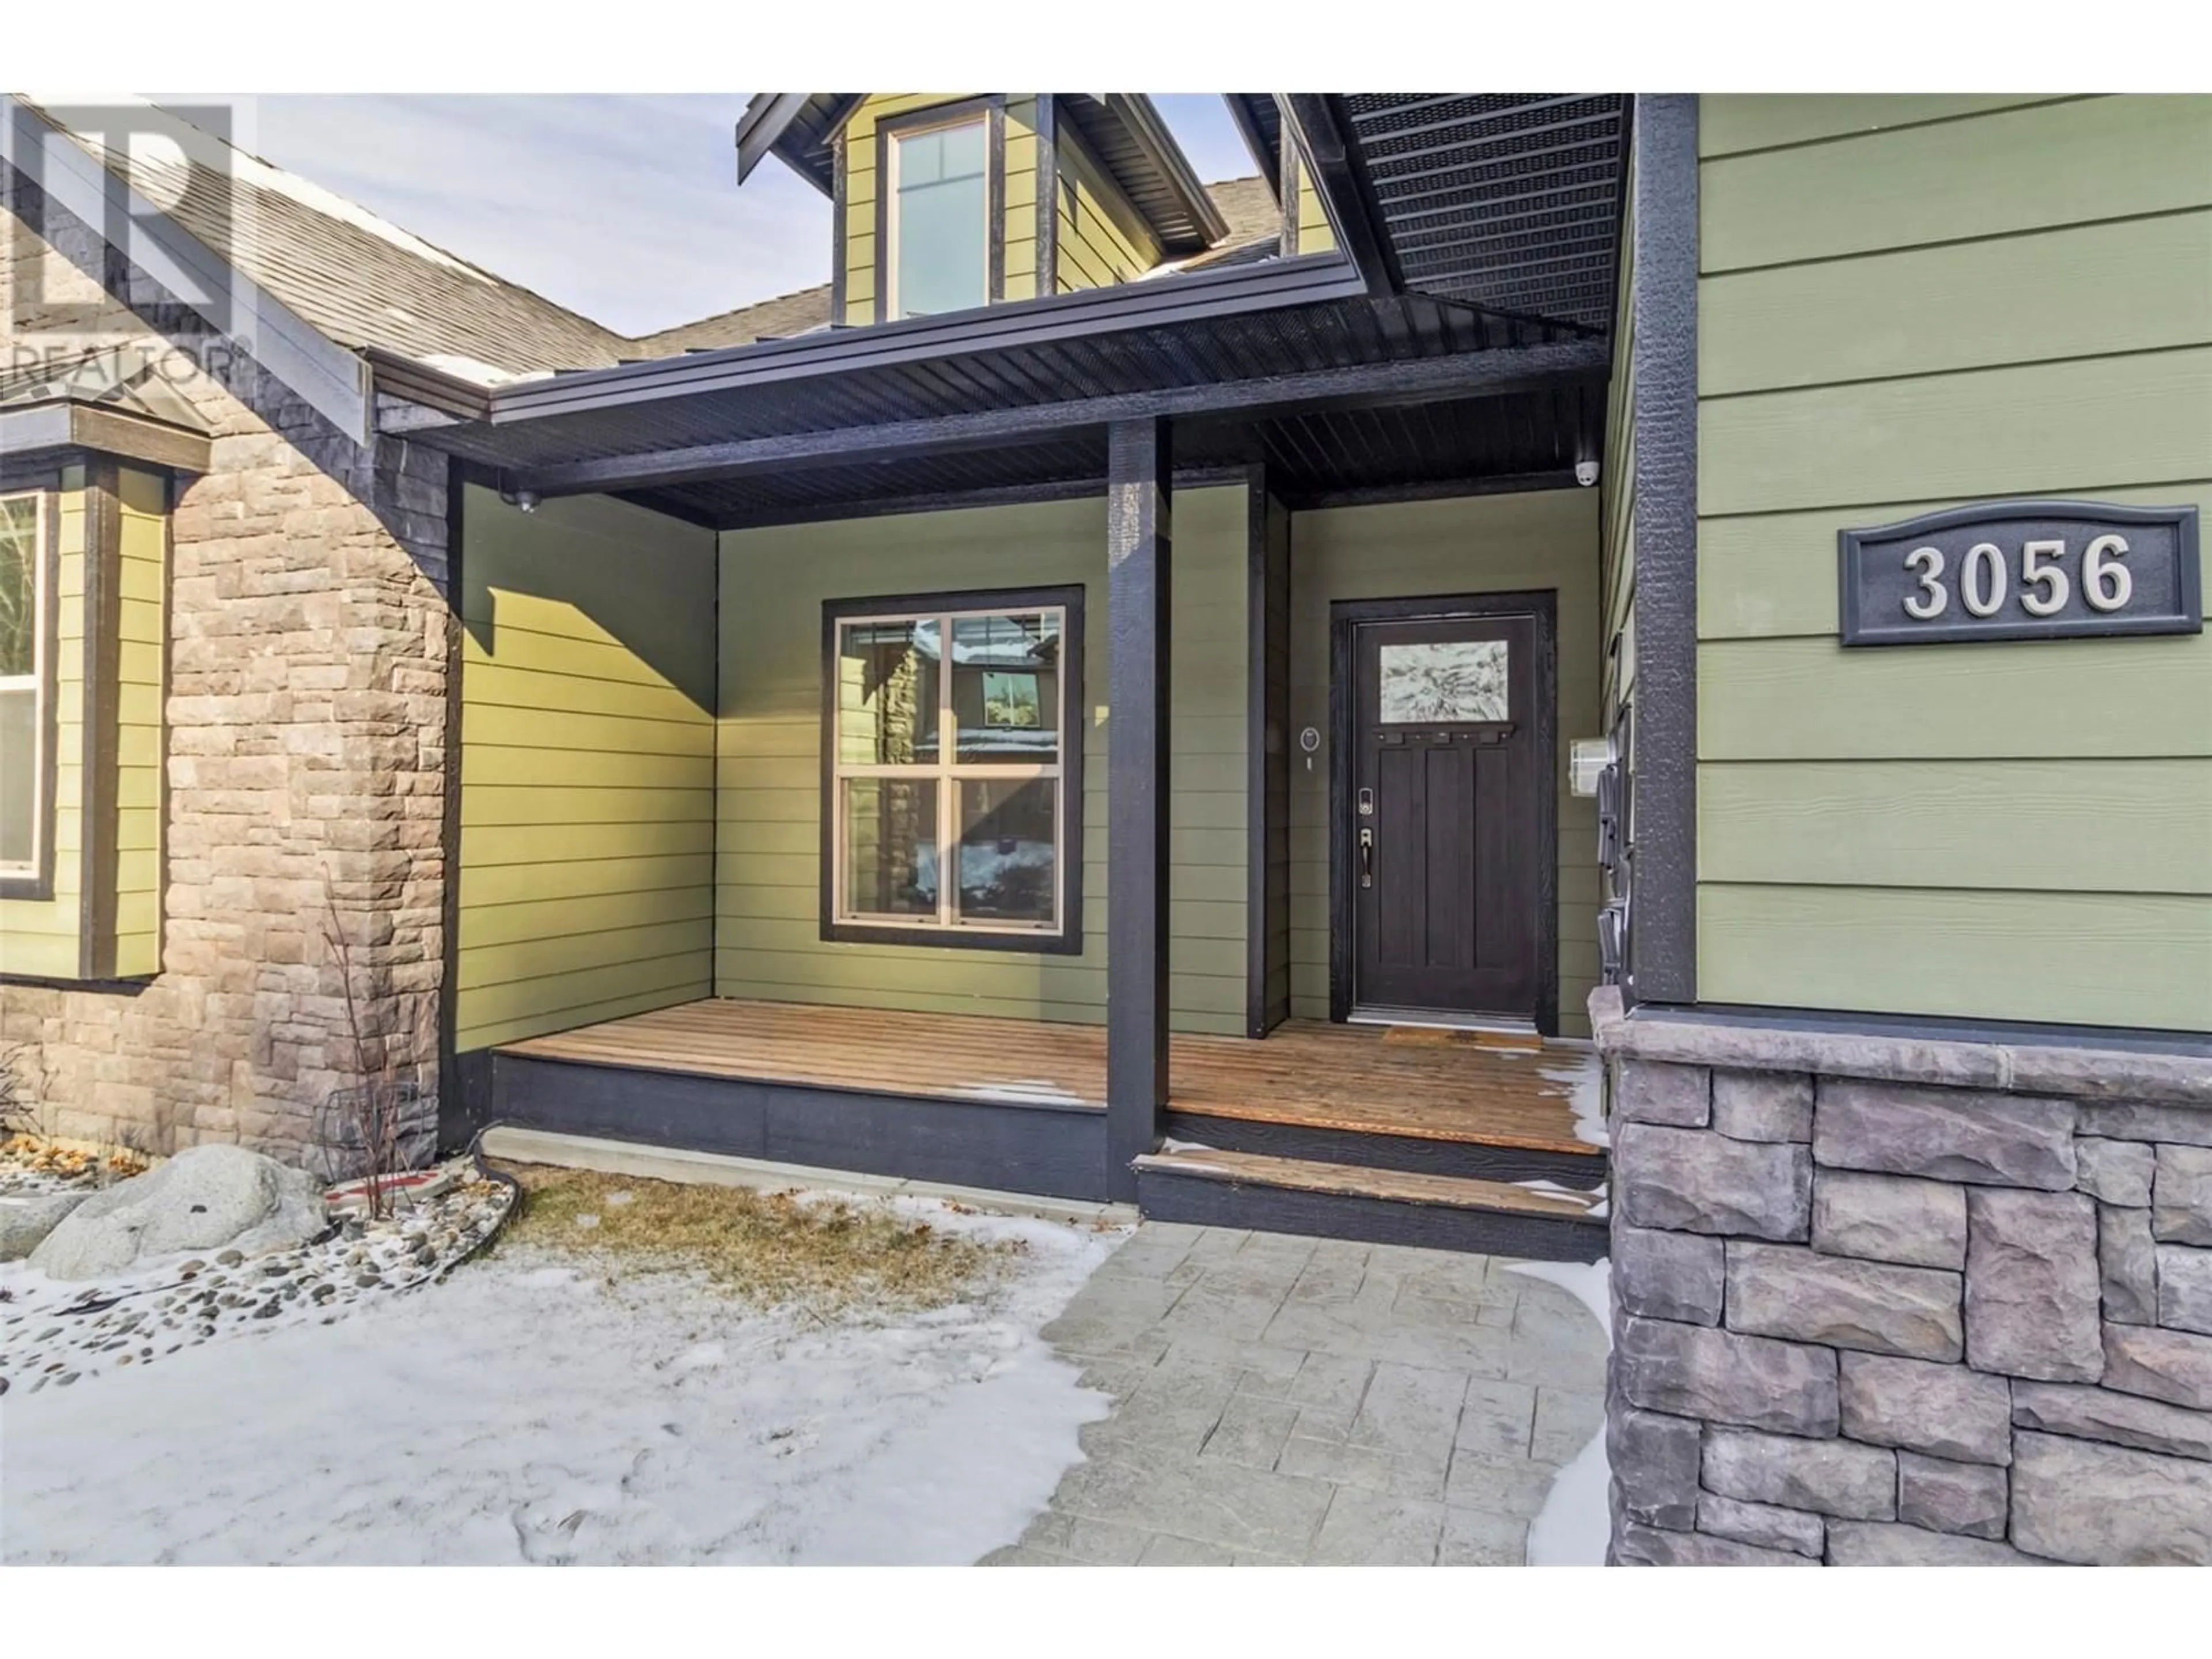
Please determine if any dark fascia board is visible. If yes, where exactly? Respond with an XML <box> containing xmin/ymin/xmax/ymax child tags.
<box><xmin>734</xmin><ymin>93</ymin><xmax>862</xmax><ymax>191</ymax></box>
<box><xmin>1279</xmin><ymin>94</ymin><xmax>1403</xmax><ymax>296</ymax></box>
<box><xmin>1094</xmin><ymin>94</ymin><xmax>1230</xmax><ymax>249</ymax></box>
<box><xmin>0</xmin><ymin>400</ymin><xmax>212</xmax><ymax>475</ymax></box>
<box><xmin>509</xmin><ymin>338</ymin><xmax>1612</xmax><ymax>498</ymax></box>
<box><xmin>482</xmin><ymin>252</ymin><xmax>1370</xmax><ymax>425</ymax></box>
<box><xmin>362</xmin><ymin>346</ymin><xmax>496</xmax><ymax>425</ymax></box>
<box><xmin>1224</xmin><ymin>96</ymin><xmax>1284</xmax><ymax>202</ymax></box>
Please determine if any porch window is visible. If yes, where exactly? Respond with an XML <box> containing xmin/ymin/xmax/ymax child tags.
<box><xmin>0</xmin><ymin>491</ymin><xmax>48</xmax><ymax>889</ymax></box>
<box><xmin>824</xmin><ymin>587</ymin><xmax>1084</xmax><ymax>953</ymax></box>
<box><xmin>887</xmin><ymin>115</ymin><xmax>990</xmax><ymax>319</ymax></box>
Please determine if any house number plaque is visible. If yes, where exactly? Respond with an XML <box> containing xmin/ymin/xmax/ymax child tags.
<box><xmin>1838</xmin><ymin>500</ymin><xmax>2200</xmax><ymax>646</ymax></box>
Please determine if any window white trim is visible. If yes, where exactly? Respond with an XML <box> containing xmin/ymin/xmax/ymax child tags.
<box><xmin>883</xmin><ymin>109</ymin><xmax>994</xmax><ymax>323</ymax></box>
<box><xmin>824</xmin><ymin>590</ymin><xmax>1082</xmax><ymax>952</ymax></box>
<box><xmin>0</xmin><ymin>488</ymin><xmax>49</xmax><ymax>888</ymax></box>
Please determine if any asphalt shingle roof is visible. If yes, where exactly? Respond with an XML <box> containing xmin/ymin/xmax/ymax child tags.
<box><xmin>23</xmin><ymin>100</ymin><xmax>1283</xmax><ymax>381</ymax></box>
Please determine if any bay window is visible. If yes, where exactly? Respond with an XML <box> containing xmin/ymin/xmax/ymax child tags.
<box><xmin>823</xmin><ymin>587</ymin><xmax>1084</xmax><ymax>952</ymax></box>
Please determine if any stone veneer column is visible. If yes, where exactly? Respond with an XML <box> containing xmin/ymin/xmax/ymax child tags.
<box><xmin>1590</xmin><ymin>987</ymin><xmax>2212</xmax><ymax>1566</ymax></box>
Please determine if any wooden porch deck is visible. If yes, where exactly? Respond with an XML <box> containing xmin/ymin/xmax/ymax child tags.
<box><xmin>498</xmin><ymin>997</ymin><xmax>1600</xmax><ymax>1157</ymax></box>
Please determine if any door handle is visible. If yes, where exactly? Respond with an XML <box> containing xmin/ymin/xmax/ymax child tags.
<box><xmin>1358</xmin><ymin>825</ymin><xmax>1374</xmax><ymax>888</ymax></box>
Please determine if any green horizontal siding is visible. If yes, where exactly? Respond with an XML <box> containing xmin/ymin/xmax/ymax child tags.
<box><xmin>454</xmin><ymin>486</ymin><xmax>717</xmax><ymax>1052</ymax></box>
<box><xmin>1702</xmin><ymin>760</ymin><xmax>2212</xmax><ymax>893</ymax></box>
<box><xmin>715</xmin><ymin>487</ymin><xmax>1248</xmax><ymax>1035</ymax></box>
<box><xmin>1287</xmin><ymin>490</ymin><xmax>1603</xmax><ymax>1036</ymax></box>
<box><xmin>1695</xmin><ymin>93</ymin><xmax>2212</xmax><ymax>1032</ymax></box>
<box><xmin>1700</xmin><ymin>95</ymin><xmax>2212</xmax><ymax>271</ymax></box>
<box><xmin>1698</xmin><ymin>95</ymin><xmax>2071</xmax><ymax>158</ymax></box>
<box><xmin>1700</xmin><ymin>481</ymin><xmax>2212</xmax><ymax>642</ymax></box>
<box><xmin>1699</xmin><ymin>885</ymin><xmax>2212</xmax><ymax>1033</ymax></box>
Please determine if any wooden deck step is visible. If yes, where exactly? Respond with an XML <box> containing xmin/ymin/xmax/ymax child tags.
<box><xmin>1131</xmin><ymin>1146</ymin><xmax>1609</xmax><ymax>1263</ymax></box>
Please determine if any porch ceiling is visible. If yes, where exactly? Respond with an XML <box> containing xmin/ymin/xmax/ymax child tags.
<box><xmin>1290</xmin><ymin>93</ymin><xmax>1634</xmax><ymax>333</ymax></box>
<box><xmin>414</xmin><ymin>285</ymin><xmax>1606</xmax><ymax>527</ymax></box>
<box><xmin>389</xmin><ymin>94</ymin><xmax>1633</xmax><ymax>530</ymax></box>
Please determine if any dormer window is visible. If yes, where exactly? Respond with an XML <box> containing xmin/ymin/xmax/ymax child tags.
<box><xmin>886</xmin><ymin>114</ymin><xmax>990</xmax><ymax>318</ymax></box>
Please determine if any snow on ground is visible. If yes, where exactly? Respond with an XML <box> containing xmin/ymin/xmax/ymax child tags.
<box><xmin>1</xmin><ymin>1203</ymin><xmax>1123</xmax><ymax>1566</ymax></box>
<box><xmin>1505</xmin><ymin>1258</ymin><xmax>1612</xmax><ymax>1566</ymax></box>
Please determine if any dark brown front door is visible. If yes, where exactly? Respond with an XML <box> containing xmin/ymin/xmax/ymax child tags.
<box><xmin>1344</xmin><ymin>606</ymin><xmax>1549</xmax><ymax>1026</ymax></box>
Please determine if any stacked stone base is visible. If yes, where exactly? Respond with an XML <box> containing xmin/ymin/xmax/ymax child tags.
<box><xmin>1591</xmin><ymin>988</ymin><xmax>2212</xmax><ymax>1566</ymax></box>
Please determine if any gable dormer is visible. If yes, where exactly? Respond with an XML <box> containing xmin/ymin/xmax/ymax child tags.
<box><xmin>736</xmin><ymin>94</ymin><xmax>1237</xmax><ymax>325</ymax></box>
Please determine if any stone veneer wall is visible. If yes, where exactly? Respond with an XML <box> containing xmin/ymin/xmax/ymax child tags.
<box><xmin>0</xmin><ymin>169</ymin><xmax>448</xmax><ymax>1166</ymax></box>
<box><xmin>1590</xmin><ymin>988</ymin><xmax>2212</xmax><ymax>1566</ymax></box>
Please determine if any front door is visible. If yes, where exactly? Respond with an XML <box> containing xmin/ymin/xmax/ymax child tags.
<box><xmin>1343</xmin><ymin>605</ymin><xmax>1550</xmax><ymax>1027</ymax></box>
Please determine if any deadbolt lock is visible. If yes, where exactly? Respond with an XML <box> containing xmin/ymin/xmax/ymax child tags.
<box><xmin>1357</xmin><ymin>787</ymin><xmax>1374</xmax><ymax>817</ymax></box>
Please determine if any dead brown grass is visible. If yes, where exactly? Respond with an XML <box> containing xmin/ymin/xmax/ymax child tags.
<box><xmin>496</xmin><ymin>1164</ymin><xmax>1025</xmax><ymax>1314</ymax></box>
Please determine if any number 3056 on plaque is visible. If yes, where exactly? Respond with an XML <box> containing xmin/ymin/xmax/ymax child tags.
<box><xmin>1838</xmin><ymin>501</ymin><xmax>2200</xmax><ymax>647</ymax></box>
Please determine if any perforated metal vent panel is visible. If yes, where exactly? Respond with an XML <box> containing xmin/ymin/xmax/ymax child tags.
<box><xmin>1339</xmin><ymin>94</ymin><xmax>1631</xmax><ymax>332</ymax></box>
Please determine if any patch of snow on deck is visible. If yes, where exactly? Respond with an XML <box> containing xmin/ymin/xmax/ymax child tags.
<box><xmin>965</xmin><ymin>1080</ymin><xmax>1090</xmax><ymax>1107</ymax></box>
<box><xmin>1507</xmin><ymin>1258</ymin><xmax>1612</xmax><ymax>1565</ymax></box>
<box><xmin>1540</xmin><ymin>1047</ymin><xmax>1608</xmax><ymax>1149</ymax></box>
<box><xmin>1</xmin><ymin>1203</ymin><xmax>1123</xmax><ymax>1566</ymax></box>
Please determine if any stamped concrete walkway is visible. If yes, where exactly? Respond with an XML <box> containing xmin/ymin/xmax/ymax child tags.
<box><xmin>985</xmin><ymin>1223</ymin><xmax>1607</xmax><ymax>1566</ymax></box>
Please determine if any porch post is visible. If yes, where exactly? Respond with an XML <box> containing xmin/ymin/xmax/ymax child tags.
<box><xmin>1105</xmin><ymin>417</ymin><xmax>1171</xmax><ymax>1199</ymax></box>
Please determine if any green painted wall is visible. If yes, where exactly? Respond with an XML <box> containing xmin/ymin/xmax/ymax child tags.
<box><xmin>454</xmin><ymin>486</ymin><xmax>717</xmax><ymax>1052</ymax></box>
<box><xmin>109</xmin><ymin>464</ymin><xmax>166</xmax><ymax>977</ymax></box>
<box><xmin>1</xmin><ymin>469</ymin><xmax>89</xmax><ymax>979</ymax></box>
<box><xmin>0</xmin><ymin>461</ymin><xmax>166</xmax><ymax>982</ymax></box>
<box><xmin>715</xmin><ymin>486</ymin><xmax>1249</xmax><ymax>1033</ymax></box>
<box><xmin>1054</xmin><ymin>123</ymin><xmax>1162</xmax><ymax>293</ymax></box>
<box><xmin>1695</xmin><ymin>93</ymin><xmax>2212</xmax><ymax>1031</ymax></box>
<box><xmin>1287</xmin><ymin>155</ymin><xmax>1337</xmax><ymax>257</ymax></box>
<box><xmin>1286</xmin><ymin>490</ymin><xmax>1604</xmax><ymax>1036</ymax></box>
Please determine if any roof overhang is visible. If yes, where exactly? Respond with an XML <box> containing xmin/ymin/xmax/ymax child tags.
<box><xmin>1223</xmin><ymin>95</ymin><xmax>1284</xmax><ymax>203</ymax></box>
<box><xmin>1284</xmin><ymin>94</ymin><xmax>1634</xmax><ymax>333</ymax></box>
<box><xmin>388</xmin><ymin>245</ymin><xmax>1608</xmax><ymax>528</ymax></box>
<box><xmin>0</xmin><ymin>397</ymin><xmax>212</xmax><ymax>474</ymax></box>
<box><xmin>734</xmin><ymin>91</ymin><xmax>1228</xmax><ymax>253</ymax></box>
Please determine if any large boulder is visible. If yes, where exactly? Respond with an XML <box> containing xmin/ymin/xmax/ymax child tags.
<box><xmin>28</xmin><ymin>1145</ymin><xmax>329</xmax><ymax>1281</ymax></box>
<box><xmin>0</xmin><ymin>1190</ymin><xmax>88</xmax><ymax>1261</ymax></box>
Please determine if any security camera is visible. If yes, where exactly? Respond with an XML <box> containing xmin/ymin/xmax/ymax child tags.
<box><xmin>1574</xmin><ymin>460</ymin><xmax>1601</xmax><ymax>488</ymax></box>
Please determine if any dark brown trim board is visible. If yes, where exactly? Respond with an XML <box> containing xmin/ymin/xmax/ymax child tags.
<box><xmin>816</xmin><ymin>582</ymin><xmax>1086</xmax><ymax>957</ymax></box>
<box><xmin>1626</xmin><ymin>93</ymin><xmax>1699</xmax><ymax>1008</ymax></box>
<box><xmin>1105</xmin><ymin>417</ymin><xmax>1172</xmax><ymax>1199</ymax></box>
<box><xmin>76</xmin><ymin>457</ymin><xmax>123</xmax><ymax>979</ymax></box>
<box><xmin>829</xmin><ymin>130</ymin><xmax>849</xmax><ymax>325</ymax></box>
<box><xmin>871</xmin><ymin>96</ymin><xmax>1009</xmax><ymax>325</ymax></box>
<box><xmin>1244</xmin><ymin>468</ymin><xmax>1290</xmax><ymax>1038</ymax></box>
<box><xmin>0</xmin><ymin>476</ymin><xmax>63</xmax><ymax>905</ymax></box>
<box><xmin>1032</xmin><ymin>94</ymin><xmax>1059</xmax><ymax>298</ymax></box>
<box><xmin>1326</xmin><ymin>590</ymin><xmax>1560</xmax><ymax>1036</ymax></box>
<box><xmin>437</xmin><ymin>453</ymin><xmax>474</xmax><ymax>1152</ymax></box>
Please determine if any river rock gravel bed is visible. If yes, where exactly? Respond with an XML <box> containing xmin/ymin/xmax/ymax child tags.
<box><xmin>0</xmin><ymin>1161</ymin><xmax>513</xmax><ymax>1396</ymax></box>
